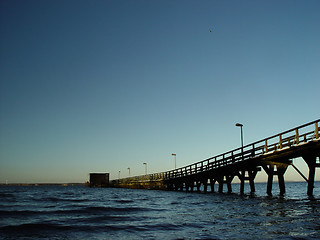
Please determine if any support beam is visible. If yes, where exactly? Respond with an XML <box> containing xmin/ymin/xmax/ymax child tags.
<box><xmin>237</xmin><ymin>168</ymin><xmax>259</xmax><ymax>194</ymax></box>
<box><xmin>218</xmin><ymin>181</ymin><xmax>223</xmax><ymax>193</ymax></box>
<box><xmin>240</xmin><ymin>170</ymin><xmax>245</xmax><ymax>194</ymax></box>
<box><xmin>291</xmin><ymin>163</ymin><xmax>308</xmax><ymax>182</ymax></box>
<box><xmin>210</xmin><ymin>178</ymin><xmax>216</xmax><ymax>192</ymax></box>
<box><xmin>263</xmin><ymin>164</ymin><xmax>274</xmax><ymax>196</ymax></box>
<box><xmin>196</xmin><ymin>181</ymin><xmax>201</xmax><ymax>192</ymax></box>
<box><xmin>248</xmin><ymin>170</ymin><xmax>257</xmax><ymax>193</ymax></box>
<box><xmin>303</xmin><ymin>154</ymin><xmax>317</xmax><ymax>195</ymax></box>
<box><xmin>185</xmin><ymin>182</ymin><xmax>190</xmax><ymax>192</ymax></box>
<box><xmin>190</xmin><ymin>181</ymin><xmax>194</xmax><ymax>192</ymax></box>
<box><xmin>179</xmin><ymin>183</ymin><xmax>184</xmax><ymax>191</ymax></box>
<box><xmin>203</xmin><ymin>179</ymin><xmax>208</xmax><ymax>193</ymax></box>
<box><xmin>217</xmin><ymin>176</ymin><xmax>224</xmax><ymax>193</ymax></box>
<box><xmin>277</xmin><ymin>165</ymin><xmax>288</xmax><ymax>195</ymax></box>
<box><xmin>263</xmin><ymin>163</ymin><xmax>288</xmax><ymax>195</ymax></box>
<box><xmin>226</xmin><ymin>175</ymin><xmax>234</xmax><ymax>193</ymax></box>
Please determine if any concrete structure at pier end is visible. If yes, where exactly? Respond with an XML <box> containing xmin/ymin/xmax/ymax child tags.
<box><xmin>89</xmin><ymin>173</ymin><xmax>109</xmax><ymax>187</ymax></box>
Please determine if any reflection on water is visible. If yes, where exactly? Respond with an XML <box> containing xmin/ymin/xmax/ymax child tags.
<box><xmin>0</xmin><ymin>182</ymin><xmax>319</xmax><ymax>239</ymax></box>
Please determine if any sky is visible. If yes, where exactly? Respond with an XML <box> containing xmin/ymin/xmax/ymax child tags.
<box><xmin>1</xmin><ymin>0</ymin><xmax>319</xmax><ymax>184</ymax></box>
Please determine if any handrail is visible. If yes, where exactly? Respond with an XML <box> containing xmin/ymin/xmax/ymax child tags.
<box><xmin>164</xmin><ymin>119</ymin><xmax>319</xmax><ymax>180</ymax></box>
<box><xmin>115</xmin><ymin>119</ymin><xmax>319</xmax><ymax>183</ymax></box>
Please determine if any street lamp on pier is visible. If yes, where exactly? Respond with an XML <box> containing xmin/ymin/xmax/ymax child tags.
<box><xmin>128</xmin><ymin>167</ymin><xmax>130</xmax><ymax>177</ymax></box>
<box><xmin>143</xmin><ymin>162</ymin><xmax>147</xmax><ymax>175</ymax></box>
<box><xmin>235</xmin><ymin>123</ymin><xmax>244</xmax><ymax>158</ymax></box>
<box><xmin>172</xmin><ymin>153</ymin><xmax>176</xmax><ymax>169</ymax></box>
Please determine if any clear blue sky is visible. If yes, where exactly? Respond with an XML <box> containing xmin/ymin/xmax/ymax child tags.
<box><xmin>1</xmin><ymin>0</ymin><xmax>319</xmax><ymax>183</ymax></box>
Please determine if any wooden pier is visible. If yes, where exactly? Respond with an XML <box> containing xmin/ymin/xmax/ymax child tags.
<box><xmin>110</xmin><ymin>119</ymin><xmax>320</xmax><ymax>195</ymax></box>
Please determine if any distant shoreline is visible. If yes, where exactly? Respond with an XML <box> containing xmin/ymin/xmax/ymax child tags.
<box><xmin>0</xmin><ymin>183</ymin><xmax>85</xmax><ymax>186</ymax></box>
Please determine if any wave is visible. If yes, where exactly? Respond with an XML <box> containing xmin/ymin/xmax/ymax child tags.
<box><xmin>0</xmin><ymin>223</ymin><xmax>79</xmax><ymax>235</ymax></box>
<box><xmin>113</xmin><ymin>199</ymin><xmax>135</xmax><ymax>203</ymax></box>
<box><xmin>0</xmin><ymin>205</ymin><xmax>150</xmax><ymax>219</ymax></box>
<box><xmin>84</xmin><ymin>206</ymin><xmax>148</xmax><ymax>214</ymax></box>
<box><xmin>32</xmin><ymin>196</ymin><xmax>90</xmax><ymax>202</ymax></box>
<box><xmin>0</xmin><ymin>221</ymin><xmax>176</xmax><ymax>235</ymax></box>
<box><xmin>0</xmin><ymin>193</ymin><xmax>15</xmax><ymax>198</ymax></box>
<box><xmin>0</xmin><ymin>210</ymin><xmax>40</xmax><ymax>217</ymax></box>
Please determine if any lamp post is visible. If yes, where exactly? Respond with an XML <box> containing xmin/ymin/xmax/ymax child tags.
<box><xmin>143</xmin><ymin>162</ymin><xmax>147</xmax><ymax>175</ymax></box>
<box><xmin>128</xmin><ymin>167</ymin><xmax>130</xmax><ymax>177</ymax></box>
<box><xmin>118</xmin><ymin>170</ymin><xmax>121</xmax><ymax>179</ymax></box>
<box><xmin>235</xmin><ymin>123</ymin><xmax>244</xmax><ymax>158</ymax></box>
<box><xmin>172</xmin><ymin>153</ymin><xmax>176</xmax><ymax>169</ymax></box>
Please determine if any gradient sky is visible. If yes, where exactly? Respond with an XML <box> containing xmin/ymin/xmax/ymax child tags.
<box><xmin>1</xmin><ymin>0</ymin><xmax>319</xmax><ymax>183</ymax></box>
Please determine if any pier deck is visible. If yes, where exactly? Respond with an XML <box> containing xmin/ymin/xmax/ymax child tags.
<box><xmin>110</xmin><ymin>119</ymin><xmax>320</xmax><ymax>195</ymax></box>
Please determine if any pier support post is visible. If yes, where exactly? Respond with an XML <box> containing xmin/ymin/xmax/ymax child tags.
<box><xmin>196</xmin><ymin>181</ymin><xmax>201</xmax><ymax>192</ymax></box>
<box><xmin>227</xmin><ymin>181</ymin><xmax>232</xmax><ymax>193</ymax></box>
<box><xmin>190</xmin><ymin>181</ymin><xmax>194</xmax><ymax>192</ymax></box>
<box><xmin>277</xmin><ymin>165</ymin><xmax>288</xmax><ymax>195</ymax></box>
<box><xmin>263</xmin><ymin>163</ymin><xmax>288</xmax><ymax>195</ymax></box>
<box><xmin>203</xmin><ymin>179</ymin><xmax>208</xmax><ymax>193</ymax></box>
<box><xmin>217</xmin><ymin>176</ymin><xmax>224</xmax><ymax>193</ymax></box>
<box><xmin>303</xmin><ymin>154</ymin><xmax>317</xmax><ymax>195</ymax></box>
<box><xmin>266</xmin><ymin>164</ymin><xmax>274</xmax><ymax>196</ymax></box>
<box><xmin>218</xmin><ymin>182</ymin><xmax>223</xmax><ymax>193</ymax></box>
<box><xmin>167</xmin><ymin>183</ymin><xmax>173</xmax><ymax>191</ymax></box>
<box><xmin>179</xmin><ymin>182</ymin><xmax>184</xmax><ymax>191</ymax></box>
<box><xmin>240</xmin><ymin>170</ymin><xmax>245</xmax><ymax>194</ymax></box>
<box><xmin>248</xmin><ymin>169</ymin><xmax>258</xmax><ymax>193</ymax></box>
<box><xmin>175</xmin><ymin>182</ymin><xmax>183</xmax><ymax>191</ymax></box>
<box><xmin>185</xmin><ymin>181</ymin><xmax>190</xmax><ymax>192</ymax></box>
<box><xmin>210</xmin><ymin>178</ymin><xmax>216</xmax><ymax>192</ymax></box>
<box><xmin>238</xmin><ymin>168</ymin><xmax>259</xmax><ymax>194</ymax></box>
<box><xmin>226</xmin><ymin>175</ymin><xmax>234</xmax><ymax>193</ymax></box>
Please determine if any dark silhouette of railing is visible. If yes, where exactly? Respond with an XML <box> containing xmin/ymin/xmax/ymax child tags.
<box><xmin>111</xmin><ymin>119</ymin><xmax>320</xmax><ymax>194</ymax></box>
<box><xmin>137</xmin><ymin>119</ymin><xmax>318</xmax><ymax>182</ymax></box>
<box><xmin>163</xmin><ymin>119</ymin><xmax>319</xmax><ymax>180</ymax></box>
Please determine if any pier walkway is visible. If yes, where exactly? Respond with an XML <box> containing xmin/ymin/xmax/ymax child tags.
<box><xmin>110</xmin><ymin>119</ymin><xmax>320</xmax><ymax>195</ymax></box>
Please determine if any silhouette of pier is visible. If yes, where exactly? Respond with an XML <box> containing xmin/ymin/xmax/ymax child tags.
<box><xmin>110</xmin><ymin>119</ymin><xmax>320</xmax><ymax>195</ymax></box>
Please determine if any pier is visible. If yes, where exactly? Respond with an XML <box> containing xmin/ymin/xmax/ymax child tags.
<box><xmin>109</xmin><ymin>119</ymin><xmax>320</xmax><ymax>195</ymax></box>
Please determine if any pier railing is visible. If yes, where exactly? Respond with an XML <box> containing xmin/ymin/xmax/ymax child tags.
<box><xmin>162</xmin><ymin>119</ymin><xmax>320</xmax><ymax>180</ymax></box>
<box><xmin>116</xmin><ymin>120</ymin><xmax>319</xmax><ymax>184</ymax></box>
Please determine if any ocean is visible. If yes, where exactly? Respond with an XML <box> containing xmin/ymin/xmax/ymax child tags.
<box><xmin>0</xmin><ymin>182</ymin><xmax>319</xmax><ymax>240</ymax></box>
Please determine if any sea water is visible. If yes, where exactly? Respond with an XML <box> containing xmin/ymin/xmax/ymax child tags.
<box><xmin>0</xmin><ymin>182</ymin><xmax>319</xmax><ymax>240</ymax></box>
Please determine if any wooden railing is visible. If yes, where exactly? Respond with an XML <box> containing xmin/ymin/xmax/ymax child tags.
<box><xmin>117</xmin><ymin>119</ymin><xmax>319</xmax><ymax>183</ymax></box>
<box><xmin>162</xmin><ymin>119</ymin><xmax>320</xmax><ymax>180</ymax></box>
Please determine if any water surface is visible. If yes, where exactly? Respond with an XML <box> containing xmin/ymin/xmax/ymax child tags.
<box><xmin>0</xmin><ymin>182</ymin><xmax>319</xmax><ymax>239</ymax></box>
